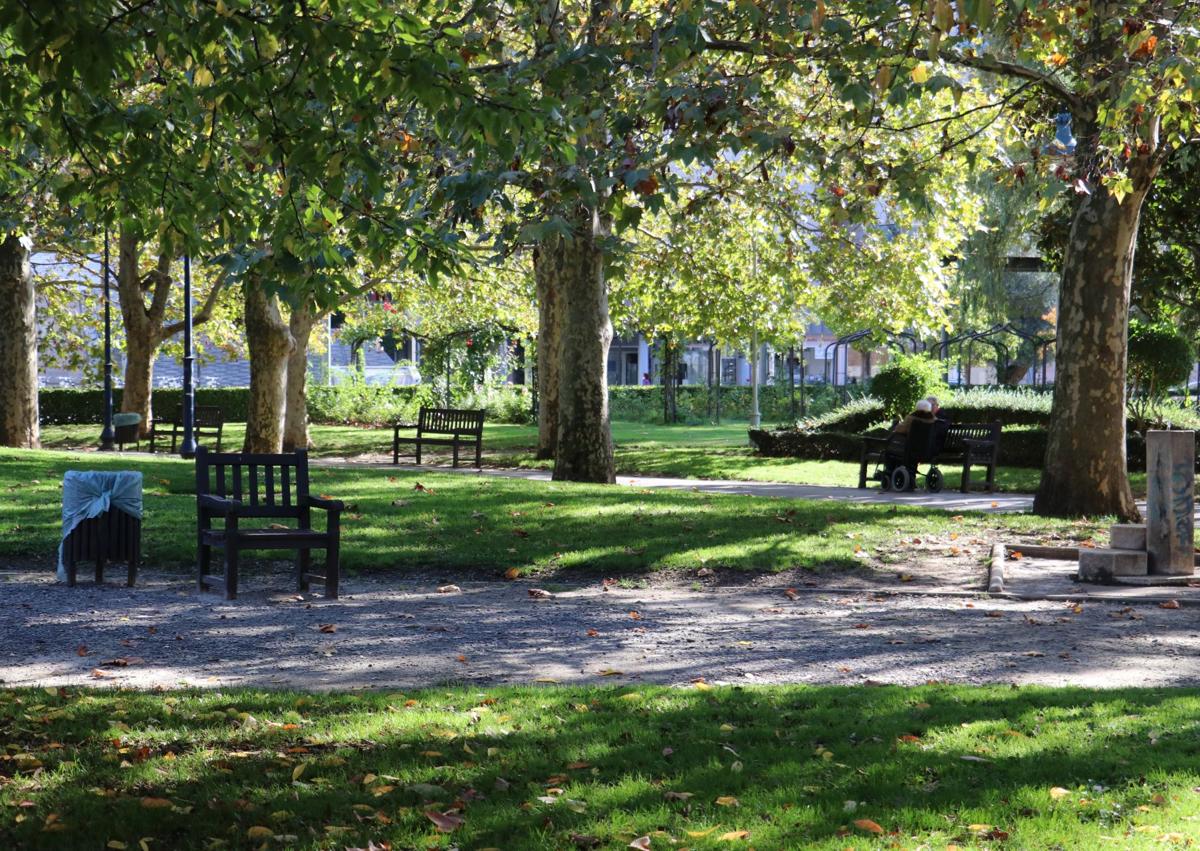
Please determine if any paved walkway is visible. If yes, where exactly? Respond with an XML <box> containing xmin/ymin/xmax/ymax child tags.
<box><xmin>6</xmin><ymin>569</ymin><xmax>1200</xmax><ymax>690</ymax></box>
<box><xmin>317</xmin><ymin>460</ymin><xmax>1037</xmax><ymax>513</ymax></box>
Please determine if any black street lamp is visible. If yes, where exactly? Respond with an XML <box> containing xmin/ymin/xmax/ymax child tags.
<box><xmin>98</xmin><ymin>227</ymin><xmax>115</xmax><ymax>452</ymax></box>
<box><xmin>179</xmin><ymin>254</ymin><xmax>197</xmax><ymax>458</ymax></box>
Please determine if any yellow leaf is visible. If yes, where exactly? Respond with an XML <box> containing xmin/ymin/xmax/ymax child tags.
<box><xmin>715</xmin><ymin>796</ymin><xmax>740</xmax><ymax>807</ymax></box>
<box><xmin>854</xmin><ymin>818</ymin><xmax>884</xmax><ymax>834</ymax></box>
<box><xmin>292</xmin><ymin>763</ymin><xmax>306</xmax><ymax>781</ymax></box>
<box><xmin>246</xmin><ymin>826</ymin><xmax>273</xmax><ymax>839</ymax></box>
<box><xmin>1050</xmin><ymin>787</ymin><xmax>1071</xmax><ymax>799</ymax></box>
<box><xmin>619</xmin><ymin>692</ymin><xmax>642</xmax><ymax>701</ymax></box>
<box><xmin>107</xmin><ymin>843</ymin><xmax>127</xmax><ymax>850</ymax></box>
<box><xmin>720</xmin><ymin>723</ymin><xmax>736</xmax><ymax>732</ymax></box>
<box><xmin>139</xmin><ymin>797</ymin><xmax>173</xmax><ymax>809</ymax></box>
<box><xmin>599</xmin><ymin>669</ymin><xmax>624</xmax><ymax>676</ymax></box>
<box><xmin>968</xmin><ymin>823</ymin><xmax>993</xmax><ymax>832</ymax></box>
<box><xmin>686</xmin><ymin>828</ymin><xmax>718</xmax><ymax>838</ymax></box>
<box><xmin>193</xmin><ymin>66</ymin><xmax>214</xmax><ymax>87</ymax></box>
<box><xmin>910</xmin><ymin>64</ymin><xmax>930</xmax><ymax>84</ymax></box>
<box><xmin>719</xmin><ymin>830</ymin><xmax>750</xmax><ymax>840</ymax></box>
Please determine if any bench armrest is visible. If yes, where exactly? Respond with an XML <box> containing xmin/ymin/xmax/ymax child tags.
<box><xmin>305</xmin><ymin>495</ymin><xmax>345</xmax><ymax>513</ymax></box>
<box><xmin>392</xmin><ymin>422</ymin><xmax>418</xmax><ymax>431</ymax></box>
<box><xmin>198</xmin><ymin>494</ymin><xmax>242</xmax><ymax>515</ymax></box>
<box><xmin>860</xmin><ymin>435</ymin><xmax>890</xmax><ymax>445</ymax></box>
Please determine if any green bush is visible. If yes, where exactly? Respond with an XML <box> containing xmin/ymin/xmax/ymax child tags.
<box><xmin>1128</xmin><ymin>320</ymin><xmax>1196</xmax><ymax>429</ymax></box>
<box><xmin>868</xmin><ymin>353</ymin><xmax>949</xmax><ymax>421</ymax></box>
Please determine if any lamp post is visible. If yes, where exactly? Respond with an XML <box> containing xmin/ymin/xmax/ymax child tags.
<box><xmin>749</xmin><ymin>328</ymin><xmax>761</xmax><ymax>433</ymax></box>
<box><xmin>179</xmin><ymin>254</ymin><xmax>197</xmax><ymax>458</ymax></box>
<box><xmin>98</xmin><ymin>227</ymin><xmax>115</xmax><ymax>451</ymax></box>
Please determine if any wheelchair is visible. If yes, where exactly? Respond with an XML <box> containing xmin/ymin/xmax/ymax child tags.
<box><xmin>871</xmin><ymin>418</ymin><xmax>946</xmax><ymax>493</ymax></box>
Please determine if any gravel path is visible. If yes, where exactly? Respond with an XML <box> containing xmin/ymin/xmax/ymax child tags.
<box><xmin>4</xmin><ymin>568</ymin><xmax>1200</xmax><ymax>690</ymax></box>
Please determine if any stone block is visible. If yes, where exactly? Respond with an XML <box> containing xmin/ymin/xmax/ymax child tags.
<box><xmin>1078</xmin><ymin>548</ymin><xmax>1148</xmax><ymax>583</ymax></box>
<box><xmin>1110</xmin><ymin>523</ymin><xmax>1147</xmax><ymax>551</ymax></box>
<box><xmin>1146</xmin><ymin>430</ymin><xmax>1195</xmax><ymax>575</ymax></box>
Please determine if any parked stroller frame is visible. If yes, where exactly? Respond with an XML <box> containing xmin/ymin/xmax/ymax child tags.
<box><xmin>870</xmin><ymin>418</ymin><xmax>947</xmax><ymax>493</ymax></box>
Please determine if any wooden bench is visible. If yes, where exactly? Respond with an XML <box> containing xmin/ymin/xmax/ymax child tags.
<box><xmin>858</xmin><ymin>421</ymin><xmax>1002</xmax><ymax>493</ymax></box>
<box><xmin>392</xmin><ymin>406</ymin><xmax>484</xmax><ymax>467</ymax></box>
<box><xmin>150</xmin><ymin>405</ymin><xmax>225</xmax><ymax>453</ymax></box>
<box><xmin>195</xmin><ymin>447</ymin><xmax>343</xmax><ymax>600</ymax></box>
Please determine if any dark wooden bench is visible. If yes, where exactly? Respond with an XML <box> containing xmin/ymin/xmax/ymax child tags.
<box><xmin>195</xmin><ymin>447</ymin><xmax>343</xmax><ymax>600</ymax></box>
<box><xmin>858</xmin><ymin>421</ymin><xmax>1002</xmax><ymax>493</ymax></box>
<box><xmin>63</xmin><ymin>507</ymin><xmax>140</xmax><ymax>587</ymax></box>
<box><xmin>392</xmin><ymin>406</ymin><xmax>484</xmax><ymax>467</ymax></box>
<box><xmin>151</xmin><ymin>405</ymin><xmax>225</xmax><ymax>453</ymax></box>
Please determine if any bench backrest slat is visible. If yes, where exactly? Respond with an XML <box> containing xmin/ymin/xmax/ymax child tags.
<box><xmin>417</xmin><ymin>406</ymin><xmax>485</xmax><ymax>435</ymax></box>
<box><xmin>196</xmin><ymin>448</ymin><xmax>309</xmax><ymax>517</ymax></box>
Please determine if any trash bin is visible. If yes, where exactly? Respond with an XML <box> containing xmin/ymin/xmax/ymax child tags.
<box><xmin>59</xmin><ymin>471</ymin><xmax>143</xmax><ymax>587</ymax></box>
<box><xmin>112</xmin><ymin>412</ymin><xmax>142</xmax><ymax>451</ymax></box>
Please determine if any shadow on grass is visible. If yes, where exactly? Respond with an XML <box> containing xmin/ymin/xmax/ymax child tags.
<box><xmin>0</xmin><ymin>448</ymin><xmax>1014</xmax><ymax>576</ymax></box>
<box><xmin>5</xmin><ymin>685</ymin><xmax>1200</xmax><ymax>849</ymax></box>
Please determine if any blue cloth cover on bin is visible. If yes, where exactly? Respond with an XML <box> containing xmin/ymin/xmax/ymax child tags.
<box><xmin>58</xmin><ymin>471</ymin><xmax>143</xmax><ymax>580</ymax></box>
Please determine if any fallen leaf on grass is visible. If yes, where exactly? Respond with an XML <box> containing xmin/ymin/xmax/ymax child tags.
<box><xmin>246</xmin><ymin>826</ymin><xmax>274</xmax><ymax>839</ymax></box>
<box><xmin>571</xmin><ymin>834</ymin><xmax>601</xmax><ymax>848</ymax></box>
<box><xmin>664</xmin><ymin>791</ymin><xmax>694</xmax><ymax>801</ymax></box>
<box><xmin>1161</xmin><ymin>600</ymin><xmax>1181</xmax><ymax>610</ymax></box>
<box><xmin>140</xmin><ymin>797</ymin><xmax>173</xmax><ymax>809</ymax></box>
<box><xmin>1050</xmin><ymin>786</ymin><xmax>1072</xmax><ymax>800</ymax></box>
<box><xmin>960</xmin><ymin>755</ymin><xmax>991</xmax><ymax>763</ymax></box>
<box><xmin>719</xmin><ymin>830</ymin><xmax>751</xmax><ymax>840</ymax></box>
<box><xmin>853</xmin><ymin>818</ymin><xmax>884</xmax><ymax>834</ymax></box>
<box><xmin>504</xmin><ymin>568</ymin><xmax>520</xmax><ymax>580</ymax></box>
<box><xmin>424</xmin><ymin>810</ymin><xmax>464</xmax><ymax>832</ymax></box>
<box><xmin>437</xmin><ymin>584</ymin><xmax>461</xmax><ymax>594</ymax></box>
<box><xmin>629</xmin><ymin>837</ymin><xmax>652</xmax><ymax>850</ymax></box>
<box><xmin>715</xmin><ymin>795</ymin><xmax>740</xmax><ymax>807</ymax></box>
<box><xmin>686</xmin><ymin>828</ymin><xmax>717</xmax><ymax>838</ymax></box>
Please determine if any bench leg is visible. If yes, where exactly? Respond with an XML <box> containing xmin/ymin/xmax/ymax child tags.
<box><xmin>198</xmin><ymin>540</ymin><xmax>211</xmax><ymax>591</ymax></box>
<box><xmin>325</xmin><ymin>516</ymin><xmax>340</xmax><ymax>600</ymax></box>
<box><xmin>452</xmin><ymin>441</ymin><xmax>460</xmax><ymax>468</ymax></box>
<box><xmin>224</xmin><ymin>546</ymin><xmax>239</xmax><ymax>601</ymax></box>
<box><xmin>961</xmin><ymin>462</ymin><xmax>972</xmax><ymax>493</ymax></box>
<box><xmin>415</xmin><ymin>441</ymin><xmax>422</xmax><ymax>465</ymax></box>
<box><xmin>475</xmin><ymin>439</ymin><xmax>482</xmax><ymax>468</ymax></box>
<box><xmin>392</xmin><ymin>430</ymin><xmax>399</xmax><ymax>465</ymax></box>
<box><xmin>66</xmin><ymin>554</ymin><xmax>76</xmax><ymax>588</ymax></box>
<box><xmin>985</xmin><ymin>462</ymin><xmax>996</xmax><ymax>493</ymax></box>
<box><xmin>858</xmin><ymin>453</ymin><xmax>869</xmax><ymax>489</ymax></box>
<box><xmin>297</xmin><ymin>549</ymin><xmax>310</xmax><ymax>592</ymax></box>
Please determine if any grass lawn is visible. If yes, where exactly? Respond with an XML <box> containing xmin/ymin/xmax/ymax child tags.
<box><xmin>0</xmin><ymin>448</ymin><xmax>1102</xmax><ymax>576</ymax></box>
<box><xmin>4</xmin><ymin>684</ymin><xmax>1200</xmax><ymax>849</ymax></box>
<box><xmin>40</xmin><ymin>421</ymin><xmax>1068</xmax><ymax>493</ymax></box>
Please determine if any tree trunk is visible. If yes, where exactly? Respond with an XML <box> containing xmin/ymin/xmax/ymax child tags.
<box><xmin>533</xmin><ymin>242</ymin><xmax>562</xmax><ymax>460</ymax></box>
<box><xmin>552</xmin><ymin>206</ymin><xmax>615</xmax><ymax>483</ymax></box>
<box><xmin>117</xmin><ymin>227</ymin><xmax>167</xmax><ymax>436</ymax></box>
<box><xmin>1034</xmin><ymin>182</ymin><xmax>1148</xmax><ymax>520</ymax></box>
<box><xmin>283</xmin><ymin>302</ymin><xmax>318</xmax><ymax>452</ymax></box>
<box><xmin>243</xmin><ymin>278</ymin><xmax>294</xmax><ymax>453</ymax></box>
<box><xmin>0</xmin><ymin>234</ymin><xmax>39</xmax><ymax>448</ymax></box>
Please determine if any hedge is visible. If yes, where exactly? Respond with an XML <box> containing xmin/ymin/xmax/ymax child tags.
<box><xmin>38</xmin><ymin>384</ymin><xmax>537</xmax><ymax>427</ymax></box>
<box><xmin>749</xmin><ymin>426</ymin><xmax>1198</xmax><ymax>473</ymax></box>
<box><xmin>41</xmin><ymin>384</ymin><xmax>818</xmax><ymax>428</ymax></box>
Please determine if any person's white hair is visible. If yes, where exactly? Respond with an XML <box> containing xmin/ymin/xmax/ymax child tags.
<box><xmin>926</xmin><ymin>395</ymin><xmax>940</xmax><ymax>408</ymax></box>
<box><xmin>915</xmin><ymin>399</ymin><xmax>933</xmax><ymax>413</ymax></box>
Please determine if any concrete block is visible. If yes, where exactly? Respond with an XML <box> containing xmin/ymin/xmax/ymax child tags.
<box><xmin>1078</xmin><ymin>548</ymin><xmax>1148</xmax><ymax>583</ymax></box>
<box><xmin>1110</xmin><ymin>523</ymin><xmax>1147</xmax><ymax>551</ymax></box>
<box><xmin>1146</xmin><ymin>430</ymin><xmax>1196</xmax><ymax>575</ymax></box>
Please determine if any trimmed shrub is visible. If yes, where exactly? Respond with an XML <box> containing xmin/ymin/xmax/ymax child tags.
<box><xmin>868</xmin><ymin>353</ymin><xmax>949</xmax><ymax>421</ymax></box>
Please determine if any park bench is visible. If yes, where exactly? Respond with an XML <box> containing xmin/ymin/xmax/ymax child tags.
<box><xmin>150</xmin><ymin>404</ymin><xmax>225</xmax><ymax>453</ymax></box>
<box><xmin>858</xmin><ymin>421</ymin><xmax>1002</xmax><ymax>493</ymax></box>
<box><xmin>195</xmin><ymin>447</ymin><xmax>343</xmax><ymax>600</ymax></box>
<box><xmin>392</xmin><ymin>406</ymin><xmax>485</xmax><ymax>467</ymax></box>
